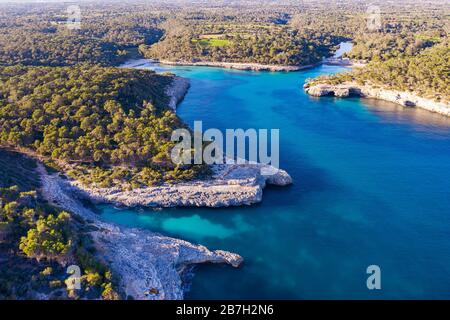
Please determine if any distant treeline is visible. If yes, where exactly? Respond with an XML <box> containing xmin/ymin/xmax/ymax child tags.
<box><xmin>0</xmin><ymin>6</ymin><xmax>164</xmax><ymax>66</ymax></box>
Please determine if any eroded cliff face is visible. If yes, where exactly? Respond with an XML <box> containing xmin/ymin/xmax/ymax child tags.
<box><xmin>166</xmin><ymin>76</ymin><xmax>190</xmax><ymax>110</ymax></box>
<box><xmin>38</xmin><ymin>164</ymin><xmax>243</xmax><ymax>300</ymax></box>
<box><xmin>89</xmin><ymin>225</ymin><xmax>243</xmax><ymax>300</ymax></box>
<box><xmin>304</xmin><ymin>83</ymin><xmax>450</xmax><ymax>117</ymax></box>
<box><xmin>59</xmin><ymin>162</ymin><xmax>292</xmax><ymax>208</ymax></box>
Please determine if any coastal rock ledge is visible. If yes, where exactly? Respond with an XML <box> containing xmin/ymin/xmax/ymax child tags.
<box><xmin>67</xmin><ymin>162</ymin><xmax>292</xmax><ymax>208</ymax></box>
<box><xmin>38</xmin><ymin>164</ymin><xmax>243</xmax><ymax>300</ymax></box>
<box><xmin>166</xmin><ymin>76</ymin><xmax>190</xmax><ymax>110</ymax></box>
<box><xmin>304</xmin><ymin>83</ymin><xmax>450</xmax><ymax>117</ymax></box>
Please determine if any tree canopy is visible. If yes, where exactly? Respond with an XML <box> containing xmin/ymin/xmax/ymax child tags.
<box><xmin>0</xmin><ymin>66</ymin><xmax>207</xmax><ymax>188</ymax></box>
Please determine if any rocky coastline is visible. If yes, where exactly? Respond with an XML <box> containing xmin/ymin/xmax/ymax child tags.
<box><xmin>38</xmin><ymin>164</ymin><xmax>243</xmax><ymax>300</ymax></box>
<box><xmin>23</xmin><ymin>68</ymin><xmax>291</xmax><ymax>299</ymax></box>
<box><xmin>304</xmin><ymin>82</ymin><xmax>450</xmax><ymax>117</ymax></box>
<box><xmin>110</xmin><ymin>66</ymin><xmax>293</xmax><ymax>208</ymax></box>
<box><xmin>158</xmin><ymin>60</ymin><xmax>315</xmax><ymax>72</ymax></box>
<box><xmin>61</xmin><ymin>161</ymin><xmax>292</xmax><ymax>208</ymax></box>
<box><xmin>166</xmin><ymin>76</ymin><xmax>190</xmax><ymax>110</ymax></box>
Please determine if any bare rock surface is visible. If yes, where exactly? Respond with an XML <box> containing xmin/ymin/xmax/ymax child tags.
<box><xmin>158</xmin><ymin>59</ymin><xmax>314</xmax><ymax>72</ymax></box>
<box><xmin>305</xmin><ymin>82</ymin><xmax>450</xmax><ymax>117</ymax></box>
<box><xmin>63</xmin><ymin>161</ymin><xmax>292</xmax><ymax>208</ymax></box>
<box><xmin>37</xmin><ymin>164</ymin><xmax>243</xmax><ymax>300</ymax></box>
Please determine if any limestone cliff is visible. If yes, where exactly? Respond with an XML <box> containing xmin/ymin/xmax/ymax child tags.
<box><xmin>304</xmin><ymin>82</ymin><xmax>450</xmax><ymax>117</ymax></box>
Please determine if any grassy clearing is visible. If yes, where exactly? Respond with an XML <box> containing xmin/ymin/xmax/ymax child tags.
<box><xmin>192</xmin><ymin>37</ymin><xmax>233</xmax><ymax>47</ymax></box>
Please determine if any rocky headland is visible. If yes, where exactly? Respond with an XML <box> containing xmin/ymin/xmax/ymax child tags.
<box><xmin>29</xmin><ymin>70</ymin><xmax>292</xmax><ymax>298</ymax></box>
<box><xmin>304</xmin><ymin>82</ymin><xmax>450</xmax><ymax>117</ymax></box>
<box><xmin>58</xmin><ymin>161</ymin><xmax>292</xmax><ymax>208</ymax></box>
<box><xmin>38</xmin><ymin>164</ymin><xmax>243</xmax><ymax>300</ymax></box>
<box><xmin>81</xmin><ymin>66</ymin><xmax>293</xmax><ymax>208</ymax></box>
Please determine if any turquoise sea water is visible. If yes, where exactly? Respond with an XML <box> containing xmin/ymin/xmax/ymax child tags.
<box><xmin>99</xmin><ymin>61</ymin><xmax>450</xmax><ymax>299</ymax></box>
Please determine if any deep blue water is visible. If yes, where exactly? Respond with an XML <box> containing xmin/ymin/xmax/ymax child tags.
<box><xmin>100</xmin><ymin>60</ymin><xmax>450</xmax><ymax>299</ymax></box>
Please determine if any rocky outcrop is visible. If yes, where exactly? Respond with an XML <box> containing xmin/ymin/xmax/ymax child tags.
<box><xmin>166</xmin><ymin>76</ymin><xmax>190</xmax><ymax>110</ymax></box>
<box><xmin>60</xmin><ymin>162</ymin><xmax>292</xmax><ymax>208</ymax></box>
<box><xmin>38</xmin><ymin>164</ymin><xmax>243</xmax><ymax>300</ymax></box>
<box><xmin>118</xmin><ymin>59</ymin><xmax>293</xmax><ymax>207</ymax></box>
<box><xmin>304</xmin><ymin>82</ymin><xmax>450</xmax><ymax>117</ymax></box>
<box><xmin>91</xmin><ymin>225</ymin><xmax>243</xmax><ymax>300</ymax></box>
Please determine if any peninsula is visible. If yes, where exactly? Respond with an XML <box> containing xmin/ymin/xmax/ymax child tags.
<box><xmin>305</xmin><ymin>40</ymin><xmax>449</xmax><ymax>116</ymax></box>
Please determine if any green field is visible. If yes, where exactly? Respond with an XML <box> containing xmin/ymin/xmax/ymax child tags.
<box><xmin>192</xmin><ymin>37</ymin><xmax>233</xmax><ymax>47</ymax></box>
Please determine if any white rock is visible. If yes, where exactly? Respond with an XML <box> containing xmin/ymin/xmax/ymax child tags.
<box><xmin>166</xmin><ymin>77</ymin><xmax>190</xmax><ymax>111</ymax></box>
<box><xmin>305</xmin><ymin>82</ymin><xmax>450</xmax><ymax>117</ymax></box>
<box><xmin>65</xmin><ymin>161</ymin><xmax>292</xmax><ymax>208</ymax></box>
<box><xmin>37</xmin><ymin>164</ymin><xmax>243</xmax><ymax>300</ymax></box>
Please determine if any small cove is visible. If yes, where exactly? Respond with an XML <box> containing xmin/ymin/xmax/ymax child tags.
<box><xmin>99</xmin><ymin>46</ymin><xmax>450</xmax><ymax>299</ymax></box>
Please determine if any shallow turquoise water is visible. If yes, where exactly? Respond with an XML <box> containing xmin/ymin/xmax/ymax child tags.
<box><xmin>100</xmin><ymin>62</ymin><xmax>450</xmax><ymax>299</ymax></box>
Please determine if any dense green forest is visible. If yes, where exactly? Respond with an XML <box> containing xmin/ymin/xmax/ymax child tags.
<box><xmin>0</xmin><ymin>1</ymin><xmax>446</xmax><ymax>189</ymax></box>
<box><xmin>0</xmin><ymin>150</ymin><xmax>120</xmax><ymax>299</ymax></box>
<box><xmin>0</xmin><ymin>4</ymin><xmax>163</xmax><ymax>66</ymax></box>
<box><xmin>345</xmin><ymin>9</ymin><xmax>448</xmax><ymax>62</ymax></box>
<box><xmin>141</xmin><ymin>20</ymin><xmax>346</xmax><ymax>66</ymax></box>
<box><xmin>293</xmin><ymin>1</ymin><xmax>449</xmax><ymax>102</ymax></box>
<box><xmin>0</xmin><ymin>1</ymin><xmax>447</xmax><ymax>69</ymax></box>
<box><xmin>308</xmin><ymin>39</ymin><xmax>450</xmax><ymax>102</ymax></box>
<box><xmin>0</xmin><ymin>65</ymin><xmax>207</xmax><ymax>188</ymax></box>
<box><xmin>140</xmin><ymin>1</ymin><xmax>448</xmax><ymax>67</ymax></box>
<box><xmin>138</xmin><ymin>1</ymin><xmax>364</xmax><ymax>65</ymax></box>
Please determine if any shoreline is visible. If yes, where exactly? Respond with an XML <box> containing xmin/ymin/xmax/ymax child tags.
<box><xmin>111</xmin><ymin>64</ymin><xmax>292</xmax><ymax>208</ymax></box>
<box><xmin>157</xmin><ymin>60</ymin><xmax>318</xmax><ymax>72</ymax></box>
<box><xmin>121</xmin><ymin>58</ymin><xmax>319</xmax><ymax>72</ymax></box>
<box><xmin>120</xmin><ymin>41</ymin><xmax>357</xmax><ymax>73</ymax></box>
<box><xmin>120</xmin><ymin>58</ymin><xmax>362</xmax><ymax>74</ymax></box>
<box><xmin>1</xmin><ymin>75</ymin><xmax>293</xmax><ymax>209</ymax></box>
<box><xmin>304</xmin><ymin>82</ymin><xmax>450</xmax><ymax>117</ymax></box>
<box><xmin>60</xmin><ymin>161</ymin><xmax>292</xmax><ymax>208</ymax></box>
<box><xmin>166</xmin><ymin>76</ymin><xmax>190</xmax><ymax>110</ymax></box>
<box><xmin>0</xmin><ymin>70</ymin><xmax>291</xmax><ymax>297</ymax></box>
<box><xmin>37</xmin><ymin>163</ymin><xmax>243</xmax><ymax>300</ymax></box>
